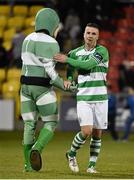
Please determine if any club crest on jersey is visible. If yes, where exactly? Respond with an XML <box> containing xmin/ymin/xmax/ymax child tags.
<box><xmin>94</xmin><ymin>52</ymin><xmax>103</xmax><ymax>63</ymax></box>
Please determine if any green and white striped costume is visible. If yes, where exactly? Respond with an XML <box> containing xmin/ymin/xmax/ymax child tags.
<box><xmin>67</xmin><ymin>44</ymin><xmax>109</xmax><ymax>102</ymax></box>
<box><xmin>21</xmin><ymin>32</ymin><xmax>61</xmax><ymax>123</ymax></box>
<box><xmin>21</xmin><ymin>8</ymin><xmax>65</xmax><ymax>171</ymax></box>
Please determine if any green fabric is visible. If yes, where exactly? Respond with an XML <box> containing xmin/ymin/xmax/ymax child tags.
<box><xmin>35</xmin><ymin>41</ymin><xmax>59</xmax><ymax>58</ymax></box>
<box><xmin>67</xmin><ymin>44</ymin><xmax>109</xmax><ymax>78</ymax></box>
<box><xmin>21</xmin><ymin>97</ymin><xmax>37</xmax><ymax>115</ymax></box>
<box><xmin>44</xmin><ymin>121</ymin><xmax>58</xmax><ymax>131</ymax></box>
<box><xmin>92</xmin><ymin>136</ymin><xmax>101</xmax><ymax>140</ymax></box>
<box><xmin>38</xmin><ymin>102</ymin><xmax>58</xmax><ymax>117</ymax></box>
<box><xmin>79</xmin><ymin>131</ymin><xmax>87</xmax><ymax>140</ymax></box>
<box><xmin>89</xmin><ymin>138</ymin><xmax>101</xmax><ymax>167</ymax></box>
<box><xmin>22</xmin><ymin>40</ymin><xmax>59</xmax><ymax>58</ymax></box>
<box><xmin>77</xmin><ymin>94</ymin><xmax>108</xmax><ymax>101</ymax></box>
<box><xmin>68</xmin><ymin>151</ymin><xmax>76</xmax><ymax>157</ymax></box>
<box><xmin>50</xmin><ymin>76</ymin><xmax>65</xmax><ymax>90</ymax></box>
<box><xmin>32</xmin><ymin>128</ymin><xmax>54</xmax><ymax>153</ymax></box>
<box><xmin>23</xmin><ymin>121</ymin><xmax>36</xmax><ymax>145</ymax></box>
<box><xmin>88</xmin><ymin>161</ymin><xmax>96</xmax><ymax>168</ymax></box>
<box><xmin>78</xmin><ymin>80</ymin><xmax>106</xmax><ymax>88</ymax></box>
<box><xmin>67</xmin><ymin>55</ymin><xmax>98</xmax><ymax>70</ymax></box>
<box><xmin>35</xmin><ymin>8</ymin><xmax>59</xmax><ymax>36</ymax></box>
<box><xmin>23</xmin><ymin>144</ymin><xmax>33</xmax><ymax>171</ymax></box>
<box><xmin>66</xmin><ymin>44</ymin><xmax>109</xmax><ymax>102</ymax></box>
<box><xmin>50</xmin><ymin>76</ymin><xmax>77</xmax><ymax>92</ymax></box>
<box><xmin>69</xmin><ymin>132</ymin><xmax>86</xmax><ymax>156</ymax></box>
<box><xmin>67</xmin><ymin>64</ymin><xmax>75</xmax><ymax>82</ymax></box>
<box><xmin>21</xmin><ymin>65</ymin><xmax>49</xmax><ymax>77</ymax></box>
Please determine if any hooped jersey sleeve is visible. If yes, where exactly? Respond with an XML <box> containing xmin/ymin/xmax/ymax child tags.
<box><xmin>66</xmin><ymin>46</ymin><xmax>109</xmax><ymax>70</ymax></box>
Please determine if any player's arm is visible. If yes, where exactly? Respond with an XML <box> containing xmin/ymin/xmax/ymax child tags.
<box><xmin>54</xmin><ymin>47</ymin><xmax>109</xmax><ymax>70</ymax></box>
<box><xmin>67</xmin><ymin>49</ymin><xmax>109</xmax><ymax>70</ymax></box>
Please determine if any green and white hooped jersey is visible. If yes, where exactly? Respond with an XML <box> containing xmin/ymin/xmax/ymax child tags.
<box><xmin>21</xmin><ymin>32</ymin><xmax>60</xmax><ymax>79</ymax></box>
<box><xmin>67</xmin><ymin>44</ymin><xmax>109</xmax><ymax>102</ymax></box>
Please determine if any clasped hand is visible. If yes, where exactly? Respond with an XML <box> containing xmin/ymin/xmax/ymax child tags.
<box><xmin>64</xmin><ymin>80</ymin><xmax>77</xmax><ymax>92</ymax></box>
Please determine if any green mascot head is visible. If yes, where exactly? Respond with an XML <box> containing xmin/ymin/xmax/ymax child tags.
<box><xmin>35</xmin><ymin>8</ymin><xmax>60</xmax><ymax>36</ymax></box>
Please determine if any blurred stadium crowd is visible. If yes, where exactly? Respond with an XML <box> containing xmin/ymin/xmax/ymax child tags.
<box><xmin>0</xmin><ymin>0</ymin><xmax>134</xmax><ymax>137</ymax></box>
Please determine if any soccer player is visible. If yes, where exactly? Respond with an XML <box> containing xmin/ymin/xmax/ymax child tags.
<box><xmin>21</xmin><ymin>8</ymin><xmax>74</xmax><ymax>172</ymax></box>
<box><xmin>53</xmin><ymin>23</ymin><xmax>109</xmax><ymax>173</ymax></box>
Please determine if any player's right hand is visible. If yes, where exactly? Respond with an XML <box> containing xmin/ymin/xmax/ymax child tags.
<box><xmin>53</xmin><ymin>53</ymin><xmax>67</xmax><ymax>63</ymax></box>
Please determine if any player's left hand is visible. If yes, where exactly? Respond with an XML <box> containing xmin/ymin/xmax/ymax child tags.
<box><xmin>53</xmin><ymin>53</ymin><xmax>67</xmax><ymax>63</ymax></box>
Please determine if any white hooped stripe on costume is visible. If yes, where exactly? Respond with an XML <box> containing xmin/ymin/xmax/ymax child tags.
<box><xmin>22</xmin><ymin>52</ymin><xmax>52</xmax><ymax>66</ymax></box>
<box><xmin>21</xmin><ymin>94</ymin><xmax>31</xmax><ymax>102</ymax></box>
<box><xmin>41</xmin><ymin>114</ymin><xmax>59</xmax><ymax>121</ymax></box>
<box><xmin>25</xmin><ymin>32</ymin><xmax>57</xmax><ymax>43</ymax></box>
<box><xmin>22</xmin><ymin>111</ymin><xmax>37</xmax><ymax>121</ymax></box>
<box><xmin>36</xmin><ymin>90</ymin><xmax>57</xmax><ymax>106</ymax></box>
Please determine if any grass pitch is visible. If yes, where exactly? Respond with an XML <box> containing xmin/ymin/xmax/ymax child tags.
<box><xmin>0</xmin><ymin>130</ymin><xmax>134</xmax><ymax>179</ymax></box>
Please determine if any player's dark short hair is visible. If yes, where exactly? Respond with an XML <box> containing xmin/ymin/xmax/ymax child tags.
<box><xmin>86</xmin><ymin>23</ymin><xmax>100</xmax><ymax>30</ymax></box>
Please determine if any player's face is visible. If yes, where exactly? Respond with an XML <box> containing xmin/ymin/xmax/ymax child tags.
<box><xmin>84</xmin><ymin>26</ymin><xmax>99</xmax><ymax>48</ymax></box>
